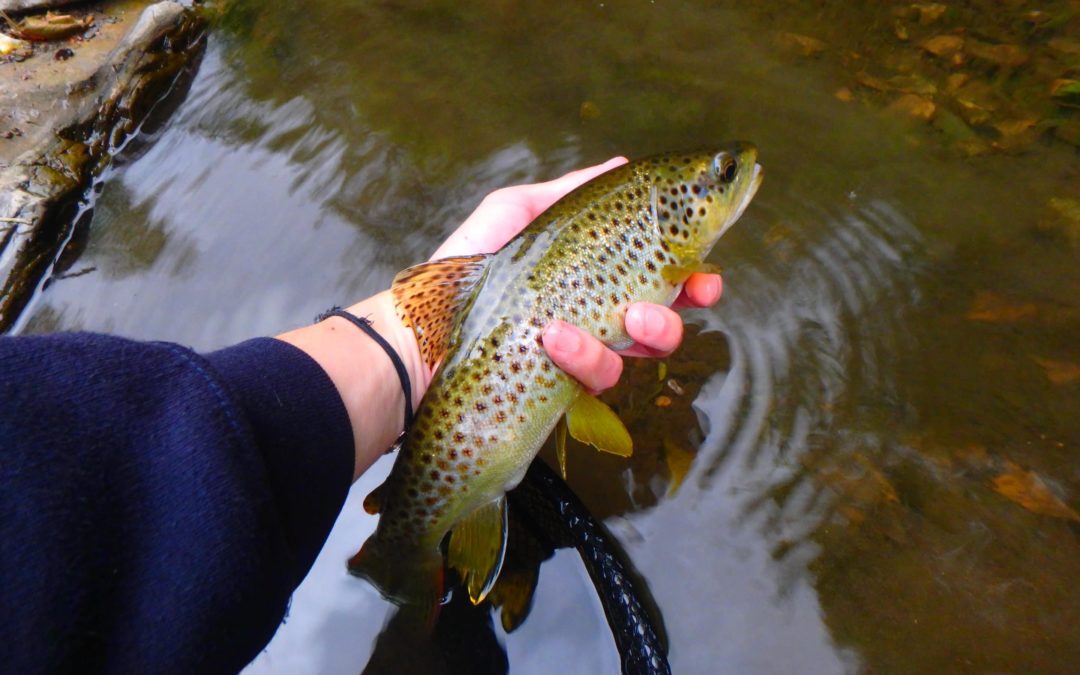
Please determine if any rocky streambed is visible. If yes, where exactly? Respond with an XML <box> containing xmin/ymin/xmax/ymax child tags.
<box><xmin>0</xmin><ymin>0</ymin><xmax>205</xmax><ymax>331</ymax></box>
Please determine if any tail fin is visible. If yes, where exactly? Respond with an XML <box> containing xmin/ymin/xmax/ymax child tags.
<box><xmin>348</xmin><ymin>536</ymin><xmax>446</xmax><ymax>625</ymax></box>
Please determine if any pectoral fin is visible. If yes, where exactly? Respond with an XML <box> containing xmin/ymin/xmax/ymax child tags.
<box><xmin>555</xmin><ymin>416</ymin><xmax>568</xmax><ymax>479</ymax></box>
<box><xmin>448</xmin><ymin>496</ymin><xmax>508</xmax><ymax>604</ymax></box>
<box><xmin>392</xmin><ymin>254</ymin><xmax>491</xmax><ymax>369</ymax></box>
<box><xmin>566</xmin><ymin>393</ymin><xmax>633</xmax><ymax>458</ymax></box>
<box><xmin>661</xmin><ymin>262</ymin><xmax>723</xmax><ymax>285</ymax></box>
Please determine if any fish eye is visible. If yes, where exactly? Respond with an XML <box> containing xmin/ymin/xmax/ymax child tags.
<box><xmin>712</xmin><ymin>152</ymin><xmax>738</xmax><ymax>184</ymax></box>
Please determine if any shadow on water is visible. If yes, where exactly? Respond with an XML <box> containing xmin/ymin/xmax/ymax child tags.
<box><xmin>12</xmin><ymin>0</ymin><xmax>1080</xmax><ymax>672</ymax></box>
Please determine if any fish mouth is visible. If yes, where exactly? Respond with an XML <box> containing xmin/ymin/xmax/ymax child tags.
<box><xmin>729</xmin><ymin>162</ymin><xmax>763</xmax><ymax>226</ymax></box>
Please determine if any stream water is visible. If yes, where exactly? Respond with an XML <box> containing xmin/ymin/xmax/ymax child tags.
<box><xmin>11</xmin><ymin>1</ymin><xmax>1079</xmax><ymax>673</ymax></box>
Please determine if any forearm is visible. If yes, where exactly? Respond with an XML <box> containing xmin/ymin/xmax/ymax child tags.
<box><xmin>275</xmin><ymin>291</ymin><xmax>431</xmax><ymax>479</ymax></box>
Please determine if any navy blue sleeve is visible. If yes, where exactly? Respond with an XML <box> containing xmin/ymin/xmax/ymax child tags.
<box><xmin>0</xmin><ymin>333</ymin><xmax>356</xmax><ymax>673</ymax></box>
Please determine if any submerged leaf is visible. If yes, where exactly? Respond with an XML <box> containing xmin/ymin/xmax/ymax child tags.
<box><xmin>663</xmin><ymin>437</ymin><xmax>695</xmax><ymax>496</ymax></box>
<box><xmin>1032</xmin><ymin>357</ymin><xmax>1080</xmax><ymax>386</ymax></box>
<box><xmin>774</xmin><ymin>31</ymin><xmax>827</xmax><ymax>58</ymax></box>
<box><xmin>991</xmin><ymin>462</ymin><xmax>1080</xmax><ymax>522</ymax></box>
<box><xmin>965</xmin><ymin>291</ymin><xmax>1037</xmax><ymax>322</ymax></box>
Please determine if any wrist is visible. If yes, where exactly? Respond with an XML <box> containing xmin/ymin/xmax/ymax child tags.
<box><xmin>276</xmin><ymin>292</ymin><xmax>430</xmax><ymax>480</ymax></box>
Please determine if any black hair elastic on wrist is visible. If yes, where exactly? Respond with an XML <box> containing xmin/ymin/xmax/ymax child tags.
<box><xmin>315</xmin><ymin>306</ymin><xmax>413</xmax><ymax>429</ymax></box>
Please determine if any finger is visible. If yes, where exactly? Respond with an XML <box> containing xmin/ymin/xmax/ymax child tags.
<box><xmin>622</xmin><ymin>303</ymin><xmax>683</xmax><ymax>357</ymax></box>
<box><xmin>542</xmin><ymin>321</ymin><xmax>624</xmax><ymax>394</ymax></box>
<box><xmin>431</xmin><ymin>157</ymin><xmax>628</xmax><ymax>260</ymax></box>
<box><xmin>672</xmin><ymin>273</ymin><xmax>722</xmax><ymax>309</ymax></box>
<box><xmin>431</xmin><ymin>198</ymin><xmax>533</xmax><ymax>259</ymax></box>
<box><xmin>518</xmin><ymin>156</ymin><xmax>628</xmax><ymax>217</ymax></box>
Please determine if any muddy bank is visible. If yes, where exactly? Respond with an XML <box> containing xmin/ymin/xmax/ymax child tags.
<box><xmin>0</xmin><ymin>0</ymin><xmax>205</xmax><ymax>331</ymax></box>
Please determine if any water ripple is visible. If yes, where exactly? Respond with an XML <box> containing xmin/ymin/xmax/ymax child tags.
<box><xmin>693</xmin><ymin>195</ymin><xmax>925</xmax><ymax>501</ymax></box>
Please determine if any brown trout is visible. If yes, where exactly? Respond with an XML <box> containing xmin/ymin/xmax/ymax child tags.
<box><xmin>349</xmin><ymin>143</ymin><xmax>762</xmax><ymax>609</ymax></box>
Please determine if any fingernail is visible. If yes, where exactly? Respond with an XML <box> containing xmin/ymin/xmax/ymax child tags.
<box><xmin>546</xmin><ymin>322</ymin><xmax>581</xmax><ymax>354</ymax></box>
<box><xmin>628</xmin><ymin>305</ymin><xmax>665</xmax><ymax>340</ymax></box>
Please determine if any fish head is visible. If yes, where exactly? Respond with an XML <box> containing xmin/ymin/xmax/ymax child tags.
<box><xmin>650</xmin><ymin>142</ymin><xmax>762</xmax><ymax>257</ymax></box>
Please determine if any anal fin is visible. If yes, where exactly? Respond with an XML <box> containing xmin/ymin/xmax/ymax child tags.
<box><xmin>392</xmin><ymin>254</ymin><xmax>491</xmax><ymax>369</ymax></box>
<box><xmin>566</xmin><ymin>393</ymin><xmax>633</xmax><ymax>458</ymax></box>
<box><xmin>448</xmin><ymin>496</ymin><xmax>508</xmax><ymax>604</ymax></box>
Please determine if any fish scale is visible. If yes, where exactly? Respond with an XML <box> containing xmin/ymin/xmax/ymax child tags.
<box><xmin>349</xmin><ymin>143</ymin><xmax>762</xmax><ymax>610</ymax></box>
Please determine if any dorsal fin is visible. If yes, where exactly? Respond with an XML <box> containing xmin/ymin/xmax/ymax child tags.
<box><xmin>391</xmin><ymin>254</ymin><xmax>491</xmax><ymax>369</ymax></box>
<box><xmin>566</xmin><ymin>392</ymin><xmax>633</xmax><ymax>458</ymax></box>
<box><xmin>448</xmin><ymin>496</ymin><xmax>508</xmax><ymax>605</ymax></box>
